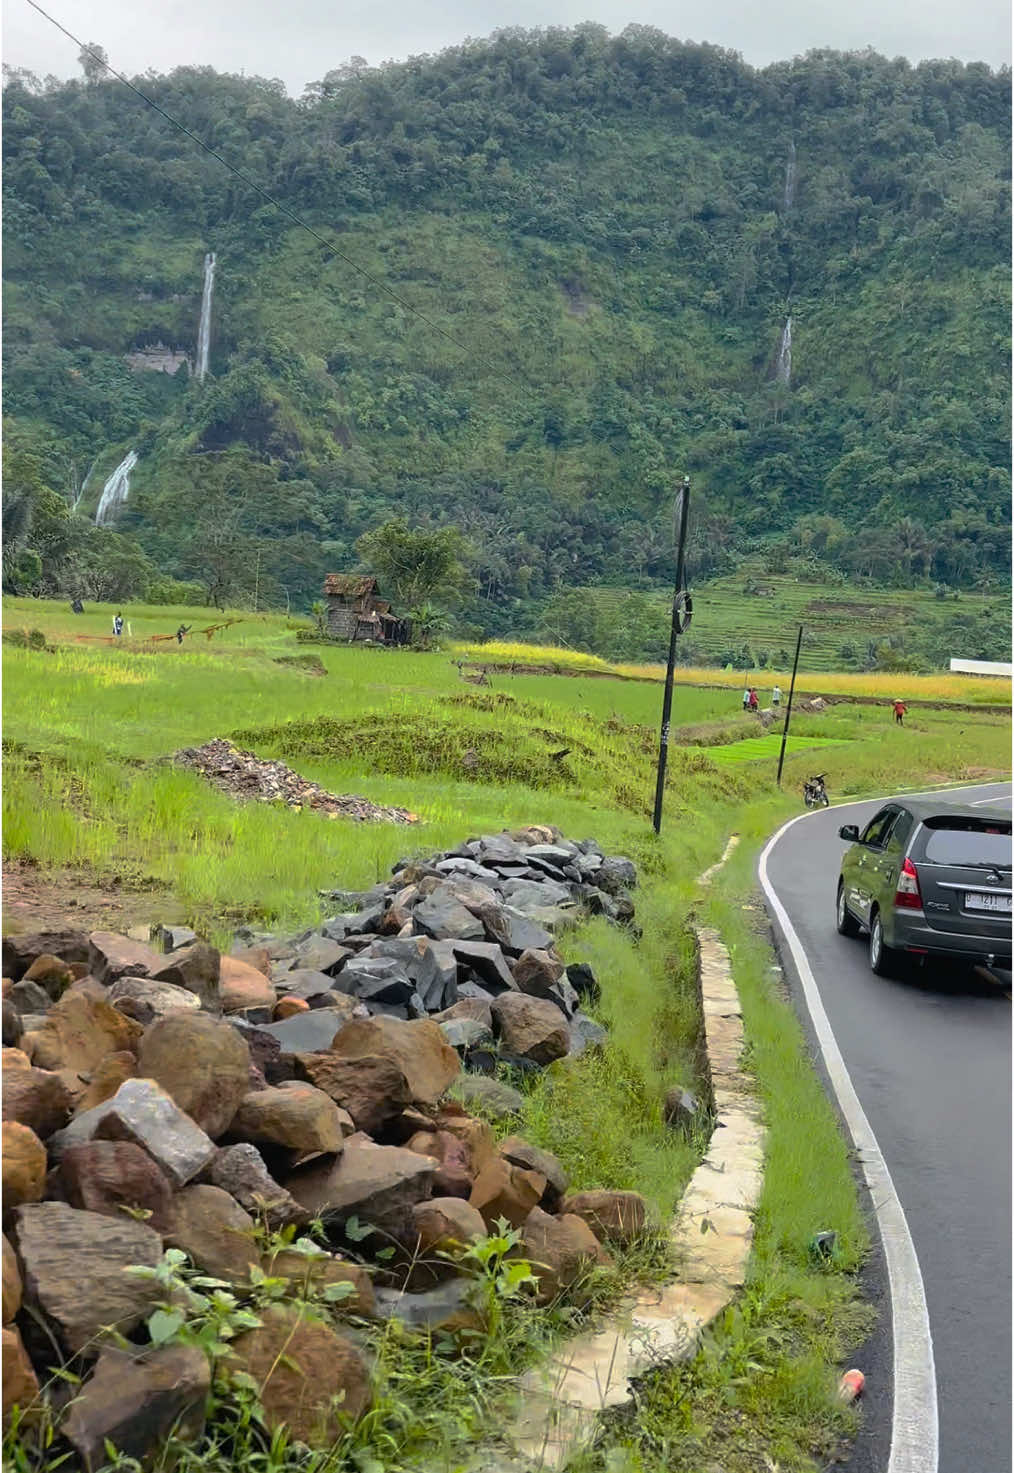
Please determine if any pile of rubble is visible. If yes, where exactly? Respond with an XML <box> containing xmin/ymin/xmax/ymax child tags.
<box><xmin>1</xmin><ymin>826</ymin><xmax>647</xmax><ymax>1464</ymax></box>
<box><xmin>173</xmin><ymin>738</ymin><xmax>418</xmax><ymax>824</ymax></box>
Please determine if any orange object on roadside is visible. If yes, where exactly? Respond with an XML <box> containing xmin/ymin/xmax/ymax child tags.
<box><xmin>838</xmin><ymin>1369</ymin><xmax>865</xmax><ymax>1403</ymax></box>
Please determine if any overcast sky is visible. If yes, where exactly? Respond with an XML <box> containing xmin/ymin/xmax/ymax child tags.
<box><xmin>4</xmin><ymin>0</ymin><xmax>1010</xmax><ymax>95</ymax></box>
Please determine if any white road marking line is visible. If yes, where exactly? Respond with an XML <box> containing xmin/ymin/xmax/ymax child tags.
<box><xmin>971</xmin><ymin>795</ymin><xmax>1012</xmax><ymax>806</ymax></box>
<box><xmin>759</xmin><ymin>808</ymin><xmax>938</xmax><ymax>1473</ymax></box>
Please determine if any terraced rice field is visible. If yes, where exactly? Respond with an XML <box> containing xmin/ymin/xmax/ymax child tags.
<box><xmin>577</xmin><ymin>576</ymin><xmax>1004</xmax><ymax>671</ymax></box>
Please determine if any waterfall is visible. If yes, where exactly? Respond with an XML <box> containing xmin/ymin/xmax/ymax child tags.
<box><xmin>95</xmin><ymin>451</ymin><xmax>138</xmax><ymax>526</ymax></box>
<box><xmin>73</xmin><ymin>456</ymin><xmax>98</xmax><ymax>512</ymax></box>
<box><xmin>783</xmin><ymin>141</ymin><xmax>796</xmax><ymax>211</ymax></box>
<box><xmin>775</xmin><ymin>317</ymin><xmax>792</xmax><ymax>387</ymax></box>
<box><xmin>196</xmin><ymin>251</ymin><xmax>216</xmax><ymax>382</ymax></box>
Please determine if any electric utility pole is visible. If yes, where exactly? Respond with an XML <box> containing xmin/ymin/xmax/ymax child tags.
<box><xmin>652</xmin><ymin>476</ymin><xmax>693</xmax><ymax>835</ymax></box>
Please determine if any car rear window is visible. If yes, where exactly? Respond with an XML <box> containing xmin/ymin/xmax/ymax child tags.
<box><xmin>921</xmin><ymin>820</ymin><xmax>1013</xmax><ymax>868</ymax></box>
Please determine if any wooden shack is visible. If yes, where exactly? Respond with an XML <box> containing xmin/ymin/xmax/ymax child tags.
<box><xmin>323</xmin><ymin>574</ymin><xmax>411</xmax><ymax>645</ymax></box>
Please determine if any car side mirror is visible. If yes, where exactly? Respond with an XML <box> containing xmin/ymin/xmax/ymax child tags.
<box><xmin>838</xmin><ymin>825</ymin><xmax>860</xmax><ymax>842</ymax></box>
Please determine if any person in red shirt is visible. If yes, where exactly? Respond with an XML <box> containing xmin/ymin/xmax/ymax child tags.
<box><xmin>748</xmin><ymin>688</ymin><xmax>759</xmax><ymax>712</ymax></box>
<box><xmin>892</xmin><ymin>699</ymin><xmax>906</xmax><ymax>725</ymax></box>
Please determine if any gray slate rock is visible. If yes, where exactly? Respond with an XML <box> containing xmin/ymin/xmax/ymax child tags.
<box><xmin>2</xmin><ymin>998</ymin><xmax>24</xmax><ymax>1047</ymax></box>
<box><xmin>294</xmin><ymin>936</ymin><xmax>351</xmax><ymax>975</ymax></box>
<box><xmin>276</xmin><ymin>968</ymin><xmax>338</xmax><ymax>1001</ymax></box>
<box><xmin>450</xmin><ymin>940</ymin><xmax>518</xmax><ymax>995</ymax></box>
<box><xmin>454</xmin><ymin>1075</ymin><xmax>524</xmax><ymax>1118</ymax></box>
<box><xmin>337</xmin><ymin>957</ymin><xmax>416</xmax><ymax>1007</ymax></box>
<box><xmin>151</xmin><ymin>925</ymin><xmax>198</xmax><ymax>954</ymax></box>
<box><xmin>205</xmin><ymin>1143</ymin><xmax>308</xmax><ymax>1228</ymax></box>
<box><xmin>414</xmin><ymin>887</ymin><xmax>486</xmax><ymax>942</ymax></box>
<box><xmin>567</xmin><ymin>1012</ymin><xmax>609</xmax><ymax>1057</ymax></box>
<box><xmin>500</xmin><ymin>878</ymin><xmax>572</xmax><ymax>912</ymax></box>
<box><xmin>482</xmin><ymin>905</ymin><xmax>553</xmax><ymax>957</ymax></box>
<box><xmin>259</xmin><ymin>1011</ymin><xmax>349</xmax><ymax>1054</ymax></box>
<box><xmin>373</xmin><ymin>1279</ymin><xmax>477</xmax><ymax>1329</ymax></box>
<box><xmin>8</xmin><ymin>979</ymin><xmax>52</xmax><ymax>1015</ymax></box>
<box><xmin>439</xmin><ymin>1018</ymin><xmax>495</xmax><ymax>1051</ymax></box>
<box><xmin>151</xmin><ymin>943</ymin><xmax>221</xmax><ymax>1012</ymax></box>
<box><xmin>94</xmin><ymin>1079</ymin><xmax>217</xmax><ymax>1188</ymax></box>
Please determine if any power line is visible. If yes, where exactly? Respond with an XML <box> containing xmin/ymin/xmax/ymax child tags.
<box><xmin>23</xmin><ymin>0</ymin><xmax>510</xmax><ymax>377</ymax></box>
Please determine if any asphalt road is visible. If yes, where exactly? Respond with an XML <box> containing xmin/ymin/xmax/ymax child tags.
<box><xmin>762</xmin><ymin>783</ymin><xmax>1011</xmax><ymax>1473</ymax></box>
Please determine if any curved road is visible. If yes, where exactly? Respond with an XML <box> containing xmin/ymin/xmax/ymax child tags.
<box><xmin>761</xmin><ymin>783</ymin><xmax>1011</xmax><ymax>1473</ymax></box>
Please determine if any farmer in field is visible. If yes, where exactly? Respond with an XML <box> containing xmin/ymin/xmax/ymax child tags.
<box><xmin>772</xmin><ymin>683</ymin><xmax>782</xmax><ymax>707</ymax></box>
<box><xmin>892</xmin><ymin>698</ymin><xmax>907</xmax><ymax>725</ymax></box>
<box><xmin>113</xmin><ymin>612</ymin><xmax>124</xmax><ymax>638</ymax></box>
<box><xmin>176</xmin><ymin>624</ymin><xmax>191</xmax><ymax>644</ymax></box>
<box><xmin>748</xmin><ymin>687</ymin><xmax>759</xmax><ymax>712</ymax></box>
<box><xmin>742</xmin><ymin>685</ymin><xmax>750</xmax><ymax>711</ymax></box>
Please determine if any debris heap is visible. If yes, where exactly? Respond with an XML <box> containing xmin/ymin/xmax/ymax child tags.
<box><xmin>173</xmin><ymin>738</ymin><xmax>418</xmax><ymax>824</ymax></box>
<box><xmin>1</xmin><ymin>826</ymin><xmax>647</xmax><ymax>1463</ymax></box>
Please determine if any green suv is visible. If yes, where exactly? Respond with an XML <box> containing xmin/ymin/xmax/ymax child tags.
<box><xmin>836</xmin><ymin>798</ymin><xmax>1012</xmax><ymax>976</ymax></box>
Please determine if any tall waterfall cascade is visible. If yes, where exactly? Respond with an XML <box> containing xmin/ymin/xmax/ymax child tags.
<box><xmin>196</xmin><ymin>252</ymin><xmax>216</xmax><ymax>382</ymax></box>
<box><xmin>774</xmin><ymin>317</ymin><xmax>792</xmax><ymax>386</ymax></box>
<box><xmin>783</xmin><ymin>140</ymin><xmax>796</xmax><ymax>211</ymax></box>
<box><xmin>74</xmin><ymin>456</ymin><xmax>99</xmax><ymax>512</ymax></box>
<box><xmin>94</xmin><ymin>451</ymin><xmax>138</xmax><ymax>526</ymax></box>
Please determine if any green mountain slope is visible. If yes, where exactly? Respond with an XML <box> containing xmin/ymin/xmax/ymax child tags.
<box><xmin>3</xmin><ymin>29</ymin><xmax>1010</xmax><ymax>626</ymax></box>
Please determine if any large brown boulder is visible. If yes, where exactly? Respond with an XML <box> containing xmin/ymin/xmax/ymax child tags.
<box><xmin>1</xmin><ymin>1122</ymin><xmax>47</xmax><ymax>1208</ymax></box>
<box><xmin>2</xmin><ymin>1064</ymin><xmax>73</xmax><ymax>1139</ymax></box>
<box><xmin>293</xmin><ymin>1052</ymin><xmax>411</xmax><ymax>1135</ymax></box>
<box><xmin>230</xmin><ymin>1083</ymin><xmax>352</xmax><ymax>1156</ymax></box>
<box><xmin>412</xmin><ymin>1198</ymin><xmax>486</xmax><ymax>1257</ymax></box>
<box><xmin>3</xmin><ymin>929</ymin><xmax>89</xmax><ymax>982</ymax></box>
<box><xmin>11</xmin><ymin>1201</ymin><xmax>162</xmax><ymax>1353</ymax></box>
<box><xmin>93</xmin><ymin>1079</ymin><xmax>217</xmax><ymax>1188</ymax></box>
<box><xmin>30</xmin><ymin>990</ymin><xmax>142</xmax><ymax>1074</ymax></box>
<box><xmin>468</xmin><ymin>1158</ymin><xmax>546</xmax><ymax>1230</ymax></box>
<box><xmin>329</xmin><ymin>1016</ymin><xmax>460</xmax><ymax>1106</ymax></box>
<box><xmin>521</xmin><ymin>1207</ymin><xmax>612</xmax><ymax>1305</ymax></box>
<box><xmin>267</xmin><ymin>1249</ymin><xmax>375</xmax><ymax>1317</ymax></box>
<box><xmin>286</xmin><ymin>1135</ymin><xmax>436</xmax><ymax>1244</ymax></box>
<box><xmin>74</xmin><ymin>1052</ymin><xmax>136</xmax><ymax>1114</ymax></box>
<box><xmin>21</xmin><ymin>953</ymin><xmax>75</xmax><ymax>1000</ymax></box>
<box><xmin>434</xmin><ymin>1106</ymin><xmax>496</xmax><ymax>1177</ymax></box>
<box><xmin>59</xmin><ymin>1141</ymin><xmax>175</xmax><ymax>1235</ymax></box>
<box><xmin>406</xmin><ymin>1129</ymin><xmax>473</xmax><ymax>1198</ymax></box>
<box><xmin>229</xmin><ymin>1306</ymin><xmax>371</xmax><ymax>1442</ymax></box>
<box><xmin>167</xmin><ymin>1186</ymin><xmax>259</xmax><ymax>1285</ymax></box>
<box><xmin>559</xmin><ymin>1189</ymin><xmax>648</xmax><ymax>1245</ymax></box>
<box><xmin>510</xmin><ymin>948</ymin><xmax>566</xmax><ymax>997</ymax></box>
<box><xmin>137</xmin><ymin>1013</ymin><xmax>250</xmax><ymax>1138</ymax></box>
<box><xmin>498</xmin><ymin>1136</ymin><xmax>569</xmax><ymax>1207</ymax></box>
<box><xmin>2</xmin><ymin>1236</ymin><xmax>22</xmax><ymax>1323</ymax></box>
<box><xmin>2</xmin><ymin>1325</ymin><xmax>38</xmax><ymax>1423</ymax></box>
<box><xmin>490</xmin><ymin>993</ymin><xmax>569</xmax><ymax>1064</ymax></box>
<box><xmin>87</xmin><ymin>932</ymin><xmax>163</xmax><ymax>986</ymax></box>
<box><xmin>219</xmin><ymin>955</ymin><xmax>276</xmax><ymax>1013</ymax></box>
<box><xmin>61</xmin><ymin>1344</ymin><xmax>210</xmax><ymax>1472</ymax></box>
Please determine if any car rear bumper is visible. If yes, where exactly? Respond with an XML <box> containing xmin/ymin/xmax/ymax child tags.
<box><xmin>890</xmin><ymin>911</ymin><xmax>1012</xmax><ymax>962</ymax></box>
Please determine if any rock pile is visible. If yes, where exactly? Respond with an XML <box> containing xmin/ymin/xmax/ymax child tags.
<box><xmin>1</xmin><ymin>826</ymin><xmax>647</xmax><ymax>1463</ymax></box>
<box><xmin>173</xmin><ymin>738</ymin><xmax>418</xmax><ymax>824</ymax></box>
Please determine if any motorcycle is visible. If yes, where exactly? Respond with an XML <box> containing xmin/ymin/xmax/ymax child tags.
<box><xmin>803</xmin><ymin>774</ymin><xmax>829</xmax><ymax>808</ymax></box>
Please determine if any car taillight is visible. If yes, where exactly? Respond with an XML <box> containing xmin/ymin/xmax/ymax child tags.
<box><xmin>895</xmin><ymin>857</ymin><xmax>923</xmax><ymax>910</ymax></box>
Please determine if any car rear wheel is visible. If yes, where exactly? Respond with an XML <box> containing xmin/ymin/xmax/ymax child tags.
<box><xmin>836</xmin><ymin>881</ymin><xmax>861</xmax><ymax>937</ymax></box>
<box><xmin>869</xmin><ymin>910</ymin><xmax>896</xmax><ymax>977</ymax></box>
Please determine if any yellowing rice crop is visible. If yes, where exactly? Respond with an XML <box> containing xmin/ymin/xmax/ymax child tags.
<box><xmin>452</xmin><ymin>641</ymin><xmax>1010</xmax><ymax>705</ymax></box>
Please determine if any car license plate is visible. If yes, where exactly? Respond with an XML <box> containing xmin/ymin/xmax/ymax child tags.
<box><xmin>965</xmin><ymin>891</ymin><xmax>1013</xmax><ymax>914</ymax></box>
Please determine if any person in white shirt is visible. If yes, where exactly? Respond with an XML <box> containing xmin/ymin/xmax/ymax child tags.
<box><xmin>772</xmin><ymin>685</ymin><xmax>782</xmax><ymax>706</ymax></box>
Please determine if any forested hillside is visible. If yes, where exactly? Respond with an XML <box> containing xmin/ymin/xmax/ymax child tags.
<box><xmin>3</xmin><ymin>28</ymin><xmax>1010</xmax><ymax>634</ymax></box>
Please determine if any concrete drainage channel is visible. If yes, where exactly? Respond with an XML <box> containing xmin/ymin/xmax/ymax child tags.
<box><xmin>485</xmin><ymin>836</ymin><xmax>764</xmax><ymax>1471</ymax></box>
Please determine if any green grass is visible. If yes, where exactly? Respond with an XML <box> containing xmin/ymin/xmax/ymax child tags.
<box><xmin>2</xmin><ymin>595</ymin><xmax>1009</xmax><ymax>1473</ymax></box>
